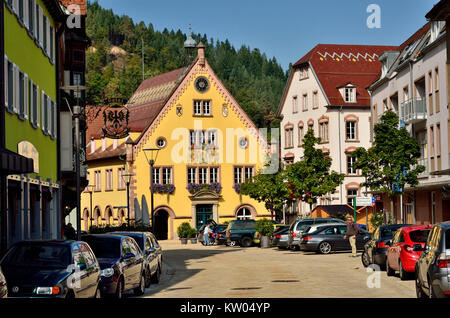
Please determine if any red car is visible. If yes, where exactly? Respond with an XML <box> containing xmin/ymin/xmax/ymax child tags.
<box><xmin>386</xmin><ymin>225</ymin><xmax>432</xmax><ymax>280</ymax></box>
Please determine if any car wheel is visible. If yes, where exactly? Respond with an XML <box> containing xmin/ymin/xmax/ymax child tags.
<box><xmin>399</xmin><ymin>260</ymin><xmax>408</xmax><ymax>281</ymax></box>
<box><xmin>386</xmin><ymin>259</ymin><xmax>395</xmax><ymax>276</ymax></box>
<box><xmin>415</xmin><ymin>275</ymin><xmax>427</xmax><ymax>298</ymax></box>
<box><xmin>318</xmin><ymin>241</ymin><xmax>332</xmax><ymax>254</ymax></box>
<box><xmin>134</xmin><ymin>273</ymin><xmax>146</xmax><ymax>296</ymax></box>
<box><xmin>241</xmin><ymin>237</ymin><xmax>253</xmax><ymax>248</ymax></box>
<box><xmin>361</xmin><ymin>251</ymin><xmax>371</xmax><ymax>268</ymax></box>
<box><xmin>151</xmin><ymin>264</ymin><xmax>161</xmax><ymax>284</ymax></box>
<box><xmin>145</xmin><ymin>267</ymin><xmax>151</xmax><ymax>288</ymax></box>
<box><xmin>227</xmin><ymin>241</ymin><xmax>236</xmax><ymax>247</ymax></box>
<box><xmin>115</xmin><ymin>278</ymin><xmax>124</xmax><ymax>299</ymax></box>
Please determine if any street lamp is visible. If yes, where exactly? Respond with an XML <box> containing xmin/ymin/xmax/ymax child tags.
<box><xmin>60</xmin><ymin>85</ymin><xmax>89</xmax><ymax>241</ymax></box>
<box><xmin>86</xmin><ymin>184</ymin><xmax>95</xmax><ymax>231</ymax></box>
<box><xmin>122</xmin><ymin>169</ymin><xmax>134</xmax><ymax>227</ymax></box>
<box><xmin>143</xmin><ymin>148</ymin><xmax>160</xmax><ymax>232</ymax></box>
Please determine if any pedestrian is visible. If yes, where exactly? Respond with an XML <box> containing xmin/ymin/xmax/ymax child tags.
<box><xmin>65</xmin><ymin>223</ymin><xmax>77</xmax><ymax>241</ymax></box>
<box><xmin>343</xmin><ymin>215</ymin><xmax>359</xmax><ymax>257</ymax></box>
<box><xmin>203</xmin><ymin>223</ymin><xmax>211</xmax><ymax>246</ymax></box>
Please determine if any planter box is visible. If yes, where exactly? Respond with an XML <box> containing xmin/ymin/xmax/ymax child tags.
<box><xmin>190</xmin><ymin>238</ymin><xmax>197</xmax><ymax>244</ymax></box>
<box><xmin>260</xmin><ymin>236</ymin><xmax>270</xmax><ymax>248</ymax></box>
<box><xmin>180</xmin><ymin>238</ymin><xmax>188</xmax><ymax>244</ymax></box>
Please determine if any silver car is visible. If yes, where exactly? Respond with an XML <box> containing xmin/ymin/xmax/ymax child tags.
<box><xmin>415</xmin><ymin>222</ymin><xmax>450</xmax><ymax>298</ymax></box>
<box><xmin>301</xmin><ymin>223</ymin><xmax>346</xmax><ymax>236</ymax></box>
<box><xmin>287</xmin><ymin>218</ymin><xmax>346</xmax><ymax>250</ymax></box>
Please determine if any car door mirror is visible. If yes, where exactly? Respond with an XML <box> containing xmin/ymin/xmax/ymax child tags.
<box><xmin>123</xmin><ymin>252</ymin><xmax>135</xmax><ymax>260</ymax></box>
<box><xmin>146</xmin><ymin>247</ymin><xmax>156</xmax><ymax>255</ymax></box>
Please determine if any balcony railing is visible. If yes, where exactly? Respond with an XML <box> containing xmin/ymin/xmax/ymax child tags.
<box><xmin>400</xmin><ymin>98</ymin><xmax>427</xmax><ymax>124</ymax></box>
<box><xmin>416</xmin><ymin>157</ymin><xmax>428</xmax><ymax>177</ymax></box>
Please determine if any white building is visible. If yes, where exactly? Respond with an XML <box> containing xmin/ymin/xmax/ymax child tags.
<box><xmin>277</xmin><ymin>44</ymin><xmax>397</xmax><ymax>220</ymax></box>
<box><xmin>369</xmin><ymin>22</ymin><xmax>450</xmax><ymax>224</ymax></box>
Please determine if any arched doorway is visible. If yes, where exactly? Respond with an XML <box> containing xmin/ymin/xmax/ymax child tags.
<box><xmin>94</xmin><ymin>207</ymin><xmax>102</xmax><ymax>226</ymax></box>
<box><xmin>82</xmin><ymin>208</ymin><xmax>89</xmax><ymax>231</ymax></box>
<box><xmin>118</xmin><ymin>209</ymin><xmax>126</xmax><ymax>226</ymax></box>
<box><xmin>154</xmin><ymin>209</ymin><xmax>169</xmax><ymax>240</ymax></box>
<box><xmin>105</xmin><ymin>207</ymin><xmax>113</xmax><ymax>225</ymax></box>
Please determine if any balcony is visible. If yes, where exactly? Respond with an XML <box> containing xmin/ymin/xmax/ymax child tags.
<box><xmin>400</xmin><ymin>98</ymin><xmax>427</xmax><ymax>124</ymax></box>
<box><xmin>416</xmin><ymin>157</ymin><xmax>428</xmax><ymax>178</ymax></box>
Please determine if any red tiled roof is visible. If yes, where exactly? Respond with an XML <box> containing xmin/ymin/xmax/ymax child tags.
<box><xmin>85</xmin><ymin>67</ymin><xmax>187</xmax><ymax>140</ymax></box>
<box><xmin>86</xmin><ymin>142</ymin><xmax>126</xmax><ymax>162</ymax></box>
<box><xmin>293</xmin><ymin>44</ymin><xmax>399</xmax><ymax>106</ymax></box>
<box><xmin>59</xmin><ymin>0</ymin><xmax>86</xmax><ymax>15</ymax></box>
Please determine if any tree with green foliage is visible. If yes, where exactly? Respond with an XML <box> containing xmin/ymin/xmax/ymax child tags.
<box><xmin>353</xmin><ymin>111</ymin><xmax>425</xmax><ymax>222</ymax></box>
<box><xmin>284</xmin><ymin>129</ymin><xmax>345</xmax><ymax>211</ymax></box>
<box><xmin>240</xmin><ymin>163</ymin><xmax>291</xmax><ymax>221</ymax></box>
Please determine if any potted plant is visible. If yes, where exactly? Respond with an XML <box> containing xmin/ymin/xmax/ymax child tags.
<box><xmin>255</xmin><ymin>218</ymin><xmax>275</xmax><ymax>248</ymax></box>
<box><xmin>177</xmin><ymin>222</ymin><xmax>191</xmax><ymax>244</ymax></box>
<box><xmin>189</xmin><ymin>228</ymin><xmax>198</xmax><ymax>244</ymax></box>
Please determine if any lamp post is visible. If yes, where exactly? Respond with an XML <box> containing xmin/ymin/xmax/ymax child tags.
<box><xmin>143</xmin><ymin>148</ymin><xmax>160</xmax><ymax>232</ymax></box>
<box><xmin>122</xmin><ymin>171</ymin><xmax>134</xmax><ymax>227</ymax></box>
<box><xmin>87</xmin><ymin>185</ymin><xmax>95</xmax><ymax>231</ymax></box>
<box><xmin>60</xmin><ymin>85</ymin><xmax>88</xmax><ymax>241</ymax></box>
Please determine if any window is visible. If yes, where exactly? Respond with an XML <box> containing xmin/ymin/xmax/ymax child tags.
<box><xmin>43</xmin><ymin>15</ymin><xmax>47</xmax><ymax>53</ymax></box>
<box><xmin>347</xmin><ymin>189</ymin><xmax>358</xmax><ymax>206</ymax></box>
<box><xmin>285</xmin><ymin>126</ymin><xmax>294</xmax><ymax>148</ymax></box>
<box><xmin>237</xmin><ymin>207</ymin><xmax>252</xmax><ymax>220</ymax></box>
<box><xmin>210</xmin><ymin>167</ymin><xmax>219</xmax><ymax>183</ymax></box>
<box><xmin>94</xmin><ymin>171</ymin><xmax>101</xmax><ymax>191</ymax></box>
<box><xmin>28</xmin><ymin>0</ymin><xmax>34</xmax><ymax>34</ymax></box>
<box><xmin>162</xmin><ymin>168</ymin><xmax>172</xmax><ymax>184</ymax></box>
<box><xmin>403</xmin><ymin>86</ymin><xmax>409</xmax><ymax>102</ymax></box>
<box><xmin>187</xmin><ymin>167</ymin><xmax>220</xmax><ymax>185</ymax></box>
<box><xmin>292</xmin><ymin>96</ymin><xmax>298</xmax><ymax>113</ymax></box>
<box><xmin>313</xmin><ymin>91</ymin><xmax>318</xmax><ymax>109</ymax></box>
<box><xmin>435</xmin><ymin>67</ymin><xmax>440</xmax><ymax>113</ymax></box>
<box><xmin>19</xmin><ymin>71</ymin><xmax>25</xmax><ymax>118</ymax></box>
<box><xmin>152</xmin><ymin>167</ymin><xmax>173</xmax><ymax>185</ymax></box>
<box><xmin>298</xmin><ymin>124</ymin><xmax>304</xmax><ymax>146</ymax></box>
<box><xmin>190</xmin><ymin>130</ymin><xmax>217</xmax><ymax>147</ymax></box>
<box><xmin>18</xmin><ymin>0</ymin><xmax>24</xmax><ymax>21</ymax></box>
<box><xmin>105</xmin><ymin>169</ymin><xmax>113</xmax><ymax>191</ymax></box>
<box><xmin>234</xmin><ymin>166</ymin><xmax>254</xmax><ymax>185</ymax></box>
<box><xmin>73</xmin><ymin>72</ymin><xmax>82</xmax><ymax>98</ymax></box>
<box><xmin>152</xmin><ymin>167</ymin><xmax>160</xmax><ymax>184</ymax></box>
<box><xmin>6</xmin><ymin>60</ymin><xmax>14</xmax><ymax>112</ymax></box>
<box><xmin>428</xmin><ymin>71</ymin><xmax>434</xmax><ymax>115</ymax></box>
<box><xmin>347</xmin><ymin>156</ymin><xmax>357</xmax><ymax>175</ymax></box>
<box><xmin>187</xmin><ymin>167</ymin><xmax>196</xmax><ymax>184</ymax></box>
<box><xmin>194</xmin><ymin>100</ymin><xmax>212</xmax><ymax>116</ymax></box>
<box><xmin>302</xmin><ymin>94</ymin><xmax>308</xmax><ymax>111</ymax></box>
<box><xmin>345</xmin><ymin>87</ymin><xmax>355</xmax><ymax>103</ymax></box>
<box><xmin>117</xmin><ymin>167</ymin><xmax>126</xmax><ymax>190</ymax></box>
<box><xmin>30</xmin><ymin>81</ymin><xmax>38</xmax><ymax>127</ymax></box>
<box><xmin>35</xmin><ymin>3</ymin><xmax>40</xmax><ymax>44</ymax></box>
<box><xmin>156</xmin><ymin>137</ymin><xmax>166</xmax><ymax>149</ymax></box>
<box><xmin>319</xmin><ymin>121</ymin><xmax>328</xmax><ymax>143</ymax></box>
<box><xmin>346</xmin><ymin>121</ymin><xmax>356</xmax><ymax>140</ymax></box>
<box><xmin>199</xmin><ymin>168</ymin><xmax>208</xmax><ymax>184</ymax></box>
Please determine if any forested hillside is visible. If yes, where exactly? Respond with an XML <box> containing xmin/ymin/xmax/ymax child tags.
<box><xmin>85</xmin><ymin>1</ymin><xmax>288</xmax><ymax>128</ymax></box>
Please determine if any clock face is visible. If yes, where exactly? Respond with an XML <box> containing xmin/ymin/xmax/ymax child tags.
<box><xmin>239</xmin><ymin>137</ymin><xmax>248</xmax><ymax>149</ymax></box>
<box><xmin>195</xmin><ymin>77</ymin><xmax>209</xmax><ymax>93</ymax></box>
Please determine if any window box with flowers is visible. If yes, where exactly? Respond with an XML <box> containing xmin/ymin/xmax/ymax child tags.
<box><xmin>186</xmin><ymin>182</ymin><xmax>222</xmax><ymax>194</ymax></box>
<box><xmin>152</xmin><ymin>183</ymin><xmax>175</xmax><ymax>201</ymax></box>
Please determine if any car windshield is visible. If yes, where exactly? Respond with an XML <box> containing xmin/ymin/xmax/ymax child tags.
<box><xmin>2</xmin><ymin>244</ymin><xmax>71</xmax><ymax>268</ymax></box>
<box><xmin>409</xmin><ymin>229</ymin><xmax>430</xmax><ymax>243</ymax></box>
<box><xmin>83</xmin><ymin>237</ymin><xmax>120</xmax><ymax>259</ymax></box>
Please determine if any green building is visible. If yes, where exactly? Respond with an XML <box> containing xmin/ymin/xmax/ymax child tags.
<box><xmin>1</xmin><ymin>0</ymin><xmax>66</xmax><ymax>253</ymax></box>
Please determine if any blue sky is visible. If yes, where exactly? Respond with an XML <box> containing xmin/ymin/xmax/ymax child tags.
<box><xmin>95</xmin><ymin>0</ymin><xmax>436</xmax><ymax>70</ymax></box>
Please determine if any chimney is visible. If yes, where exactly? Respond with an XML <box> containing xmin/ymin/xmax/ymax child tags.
<box><xmin>197</xmin><ymin>42</ymin><xmax>205</xmax><ymax>66</ymax></box>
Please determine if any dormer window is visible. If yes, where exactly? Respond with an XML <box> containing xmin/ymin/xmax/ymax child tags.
<box><xmin>344</xmin><ymin>86</ymin><xmax>356</xmax><ymax>103</ymax></box>
<box><xmin>299</xmin><ymin>67</ymin><xmax>308</xmax><ymax>80</ymax></box>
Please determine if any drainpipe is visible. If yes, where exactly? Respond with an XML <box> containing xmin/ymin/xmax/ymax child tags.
<box><xmin>338</xmin><ymin>106</ymin><xmax>343</xmax><ymax>203</ymax></box>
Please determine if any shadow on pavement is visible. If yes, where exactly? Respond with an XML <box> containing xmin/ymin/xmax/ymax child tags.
<box><xmin>144</xmin><ymin>242</ymin><xmax>242</xmax><ymax>297</ymax></box>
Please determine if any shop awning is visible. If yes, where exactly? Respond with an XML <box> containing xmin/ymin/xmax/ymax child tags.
<box><xmin>0</xmin><ymin>148</ymin><xmax>34</xmax><ymax>175</ymax></box>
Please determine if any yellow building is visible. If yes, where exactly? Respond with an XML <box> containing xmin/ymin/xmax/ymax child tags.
<box><xmin>81</xmin><ymin>43</ymin><xmax>272</xmax><ymax>239</ymax></box>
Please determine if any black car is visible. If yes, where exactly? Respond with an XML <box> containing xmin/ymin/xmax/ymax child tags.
<box><xmin>0</xmin><ymin>265</ymin><xmax>7</xmax><ymax>298</ymax></box>
<box><xmin>299</xmin><ymin>224</ymin><xmax>372</xmax><ymax>254</ymax></box>
<box><xmin>361</xmin><ymin>224</ymin><xmax>411</xmax><ymax>268</ymax></box>
<box><xmin>0</xmin><ymin>240</ymin><xmax>101</xmax><ymax>298</ymax></box>
<box><xmin>211</xmin><ymin>224</ymin><xmax>228</xmax><ymax>244</ymax></box>
<box><xmin>215</xmin><ymin>227</ymin><xmax>229</xmax><ymax>245</ymax></box>
<box><xmin>271</xmin><ymin>226</ymin><xmax>290</xmax><ymax>249</ymax></box>
<box><xmin>225</xmin><ymin>220</ymin><xmax>256</xmax><ymax>247</ymax></box>
<box><xmin>82</xmin><ymin>234</ymin><xmax>146</xmax><ymax>298</ymax></box>
<box><xmin>109</xmin><ymin>231</ymin><xmax>163</xmax><ymax>287</ymax></box>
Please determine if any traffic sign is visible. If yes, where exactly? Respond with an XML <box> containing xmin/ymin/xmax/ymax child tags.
<box><xmin>355</xmin><ymin>196</ymin><xmax>374</xmax><ymax>207</ymax></box>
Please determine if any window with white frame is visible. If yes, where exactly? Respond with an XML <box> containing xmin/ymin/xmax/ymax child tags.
<box><xmin>199</xmin><ymin>167</ymin><xmax>208</xmax><ymax>184</ymax></box>
<box><xmin>210</xmin><ymin>167</ymin><xmax>219</xmax><ymax>183</ymax></box>
<box><xmin>346</xmin><ymin>121</ymin><xmax>356</xmax><ymax>140</ymax></box>
<box><xmin>152</xmin><ymin>167</ymin><xmax>160</xmax><ymax>184</ymax></box>
<box><xmin>187</xmin><ymin>167</ymin><xmax>196</xmax><ymax>184</ymax></box>
<box><xmin>152</xmin><ymin>167</ymin><xmax>173</xmax><ymax>185</ymax></box>
<box><xmin>293</xmin><ymin>96</ymin><xmax>298</xmax><ymax>113</ymax></box>
<box><xmin>347</xmin><ymin>189</ymin><xmax>358</xmax><ymax>206</ymax></box>
<box><xmin>162</xmin><ymin>167</ymin><xmax>172</xmax><ymax>184</ymax></box>
<box><xmin>285</xmin><ymin>126</ymin><xmax>294</xmax><ymax>148</ymax></box>
<box><xmin>94</xmin><ymin>170</ymin><xmax>101</xmax><ymax>191</ymax></box>
<box><xmin>302</xmin><ymin>94</ymin><xmax>308</xmax><ymax>111</ymax></box>
<box><xmin>194</xmin><ymin>100</ymin><xmax>212</xmax><ymax>116</ymax></box>
<box><xmin>234</xmin><ymin>166</ymin><xmax>254</xmax><ymax>185</ymax></box>
<box><xmin>298</xmin><ymin>124</ymin><xmax>304</xmax><ymax>146</ymax></box>
<box><xmin>105</xmin><ymin>169</ymin><xmax>113</xmax><ymax>191</ymax></box>
<box><xmin>313</xmin><ymin>91</ymin><xmax>318</xmax><ymax>109</ymax></box>
<box><xmin>319</xmin><ymin>121</ymin><xmax>329</xmax><ymax>143</ymax></box>
<box><xmin>347</xmin><ymin>155</ymin><xmax>357</xmax><ymax>175</ymax></box>
<box><xmin>345</xmin><ymin>87</ymin><xmax>356</xmax><ymax>103</ymax></box>
<box><xmin>30</xmin><ymin>81</ymin><xmax>39</xmax><ymax>127</ymax></box>
<box><xmin>117</xmin><ymin>167</ymin><xmax>126</xmax><ymax>190</ymax></box>
<box><xmin>237</xmin><ymin>207</ymin><xmax>252</xmax><ymax>220</ymax></box>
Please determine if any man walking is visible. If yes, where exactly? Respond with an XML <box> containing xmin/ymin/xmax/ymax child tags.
<box><xmin>343</xmin><ymin>215</ymin><xmax>359</xmax><ymax>257</ymax></box>
<box><xmin>203</xmin><ymin>223</ymin><xmax>211</xmax><ymax>246</ymax></box>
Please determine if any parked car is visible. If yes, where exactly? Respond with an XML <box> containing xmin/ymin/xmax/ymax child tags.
<box><xmin>415</xmin><ymin>222</ymin><xmax>450</xmax><ymax>298</ymax></box>
<box><xmin>226</xmin><ymin>219</ymin><xmax>257</xmax><ymax>247</ymax></box>
<box><xmin>0</xmin><ymin>240</ymin><xmax>101</xmax><ymax>298</ymax></box>
<box><xmin>108</xmin><ymin>231</ymin><xmax>162</xmax><ymax>287</ymax></box>
<box><xmin>215</xmin><ymin>226</ymin><xmax>229</xmax><ymax>245</ymax></box>
<box><xmin>272</xmin><ymin>227</ymin><xmax>290</xmax><ymax>249</ymax></box>
<box><xmin>211</xmin><ymin>224</ymin><xmax>228</xmax><ymax>244</ymax></box>
<box><xmin>385</xmin><ymin>225</ymin><xmax>432</xmax><ymax>280</ymax></box>
<box><xmin>288</xmin><ymin>218</ymin><xmax>346</xmax><ymax>250</ymax></box>
<box><xmin>301</xmin><ymin>223</ymin><xmax>347</xmax><ymax>236</ymax></box>
<box><xmin>254</xmin><ymin>222</ymin><xmax>285</xmax><ymax>246</ymax></box>
<box><xmin>0</xmin><ymin>266</ymin><xmax>7</xmax><ymax>298</ymax></box>
<box><xmin>361</xmin><ymin>224</ymin><xmax>411</xmax><ymax>269</ymax></box>
<box><xmin>81</xmin><ymin>234</ymin><xmax>146</xmax><ymax>298</ymax></box>
<box><xmin>299</xmin><ymin>224</ymin><xmax>371</xmax><ymax>254</ymax></box>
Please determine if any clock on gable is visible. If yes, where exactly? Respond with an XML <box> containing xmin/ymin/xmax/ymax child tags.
<box><xmin>194</xmin><ymin>76</ymin><xmax>210</xmax><ymax>93</ymax></box>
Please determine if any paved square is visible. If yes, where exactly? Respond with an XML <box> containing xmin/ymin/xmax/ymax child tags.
<box><xmin>141</xmin><ymin>241</ymin><xmax>416</xmax><ymax>298</ymax></box>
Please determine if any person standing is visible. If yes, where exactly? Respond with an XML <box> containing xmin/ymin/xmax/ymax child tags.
<box><xmin>203</xmin><ymin>223</ymin><xmax>211</xmax><ymax>246</ymax></box>
<box><xmin>343</xmin><ymin>215</ymin><xmax>359</xmax><ymax>257</ymax></box>
<box><xmin>64</xmin><ymin>223</ymin><xmax>77</xmax><ymax>241</ymax></box>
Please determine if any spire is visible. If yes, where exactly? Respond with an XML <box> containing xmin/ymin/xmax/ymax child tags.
<box><xmin>184</xmin><ymin>24</ymin><xmax>197</xmax><ymax>50</ymax></box>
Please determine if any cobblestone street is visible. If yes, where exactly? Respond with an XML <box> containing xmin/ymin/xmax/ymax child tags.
<box><xmin>141</xmin><ymin>240</ymin><xmax>416</xmax><ymax>298</ymax></box>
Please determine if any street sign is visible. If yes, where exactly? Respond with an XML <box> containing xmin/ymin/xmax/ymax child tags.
<box><xmin>355</xmin><ymin>196</ymin><xmax>374</xmax><ymax>207</ymax></box>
